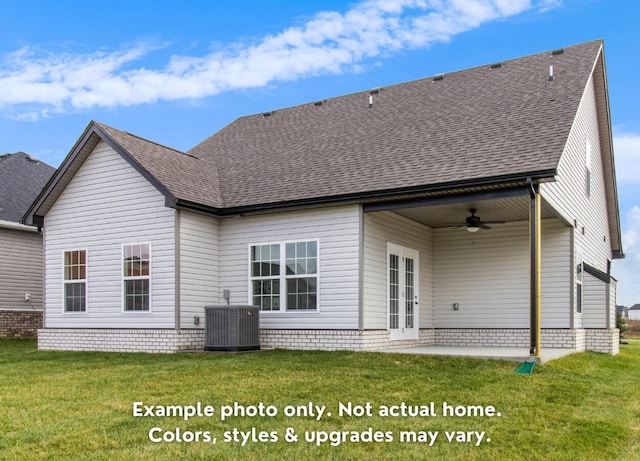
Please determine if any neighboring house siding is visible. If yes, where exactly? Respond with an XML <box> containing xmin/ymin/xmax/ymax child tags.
<box><xmin>178</xmin><ymin>210</ymin><xmax>219</xmax><ymax>328</ymax></box>
<box><xmin>433</xmin><ymin>219</ymin><xmax>570</xmax><ymax>328</ymax></box>
<box><xmin>219</xmin><ymin>205</ymin><xmax>361</xmax><ymax>329</ymax></box>
<box><xmin>0</xmin><ymin>227</ymin><xmax>43</xmax><ymax>310</ymax></box>
<box><xmin>362</xmin><ymin>211</ymin><xmax>433</xmax><ymax>329</ymax></box>
<box><xmin>540</xmin><ymin>75</ymin><xmax>612</xmax><ymax>274</ymax></box>
<box><xmin>44</xmin><ymin>141</ymin><xmax>176</xmax><ymax>328</ymax></box>
<box><xmin>582</xmin><ymin>271</ymin><xmax>607</xmax><ymax>328</ymax></box>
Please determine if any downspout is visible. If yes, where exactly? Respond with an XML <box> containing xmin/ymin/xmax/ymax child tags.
<box><xmin>569</xmin><ymin>227</ymin><xmax>575</xmax><ymax>329</ymax></box>
<box><xmin>42</xmin><ymin>227</ymin><xmax>46</xmax><ymax>329</ymax></box>
<box><xmin>605</xmin><ymin>260</ymin><xmax>611</xmax><ymax>329</ymax></box>
<box><xmin>528</xmin><ymin>178</ymin><xmax>542</xmax><ymax>357</ymax></box>
<box><xmin>358</xmin><ymin>205</ymin><xmax>364</xmax><ymax>332</ymax></box>
<box><xmin>174</xmin><ymin>209</ymin><xmax>181</xmax><ymax>330</ymax></box>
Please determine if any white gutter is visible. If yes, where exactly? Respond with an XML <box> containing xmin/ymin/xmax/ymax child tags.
<box><xmin>0</xmin><ymin>219</ymin><xmax>40</xmax><ymax>232</ymax></box>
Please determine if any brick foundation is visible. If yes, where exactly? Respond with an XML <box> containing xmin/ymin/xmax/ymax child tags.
<box><xmin>259</xmin><ymin>329</ymin><xmax>435</xmax><ymax>351</ymax></box>
<box><xmin>585</xmin><ymin>329</ymin><xmax>619</xmax><ymax>354</ymax></box>
<box><xmin>434</xmin><ymin>328</ymin><xmax>589</xmax><ymax>350</ymax></box>
<box><xmin>38</xmin><ymin>328</ymin><xmax>205</xmax><ymax>353</ymax></box>
<box><xmin>0</xmin><ymin>309</ymin><xmax>43</xmax><ymax>338</ymax></box>
<box><xmin>36</xmin><ymin>327</ymin><xmax>619</xmax><ymax>355</ymax></box>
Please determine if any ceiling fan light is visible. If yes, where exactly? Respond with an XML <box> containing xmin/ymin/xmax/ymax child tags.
<box><xmin>467</xmin><ymin>225</ymin><xmax>480</xmax><ymax>233</ymax></box>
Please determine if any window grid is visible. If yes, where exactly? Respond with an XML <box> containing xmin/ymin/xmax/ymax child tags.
<box><xmin>250</xmin><ymin>240</ymin><xmax>318</xmax><ymax>311</ymax></box>
<box><xmin>251</xmin><ymin>244</ymin><xmax>281</xmax><ymax>311</ymax></box>
<box><xmin>123</xmin><ymin>244</ymin><xmax>150</xmax><ymax>312</ymax></box>
<box><xmin>405</xmin><ymin>257</ymin><xmax>414</xmax><ymax>329</ymax></box>
<box><xmin>63</xmin><ymin>250</ymin><xmax>86</xmax><ymax>312</ymax></box>
<box><xmin>389</xmin><ymin>254</ymin><xmax>399</xmax><ymax>329</ymax></box>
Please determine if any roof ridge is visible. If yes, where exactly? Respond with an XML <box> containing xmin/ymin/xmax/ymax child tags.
<box><xmin>95</xmin><ymin>121</ymin><xmax>199</xmax><ymax>160</ymax></box>
<box><xmin>221</xmin><ymin>39</ymin><xmax>604</xmax><ymax>121</ymax></box>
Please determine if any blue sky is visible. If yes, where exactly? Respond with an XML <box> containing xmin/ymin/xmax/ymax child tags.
<box><xmin>1</xmin><ymin>0</ymin><xmax>638</xmax><ymax>305</ymax></box>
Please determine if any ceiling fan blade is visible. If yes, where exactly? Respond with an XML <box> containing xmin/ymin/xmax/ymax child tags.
<box><xmin>479</xmin><ymin>223</ymin><xmax>491</xmax><ymax>229</ymax></box>
<box><xmin>483</xmin><ymin>220</ymin><xmax>506</xmax><ymax>224</ymax></box>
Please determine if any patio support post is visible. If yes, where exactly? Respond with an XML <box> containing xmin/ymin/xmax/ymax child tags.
<box><xmin>528</xmin><ymin>179</ymin><xmax>542</xmax><ymax>356</ymax></box>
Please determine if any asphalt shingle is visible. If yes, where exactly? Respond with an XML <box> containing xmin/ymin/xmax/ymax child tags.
<box><xmin>187</xmin><ymin>40</ymin><xmax>603</xmax><ymax>209</ymax></box>
<box><xmin>0</xmin><ymin>152</ymin><xmax>55</xmax><ymax>222</ymax></box>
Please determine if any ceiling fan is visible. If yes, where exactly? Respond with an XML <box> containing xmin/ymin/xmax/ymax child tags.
<box><xmin>454</xmin><ymin>208</ymin><xmax>504</xmax><ymax>232</ymax></box>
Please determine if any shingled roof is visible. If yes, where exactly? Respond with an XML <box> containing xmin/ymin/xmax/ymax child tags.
<box><xmin>189</xmin><ymin>40</ymin><xmax>604</xmax><ymax>210</ymax></box>
<box><xmin>26</xmin><ymin>40</ymin><xmax>611</xmax><ymax>223</ymax></box>
<box><xmin>95</xmin><ymin>123</ymin><xmax>224</xmax><ymax>209</ymax></box>
<box><xmin>0</xmin><ymin>152</ymin><xmax>55</xmax><ymax>222</ymax></box>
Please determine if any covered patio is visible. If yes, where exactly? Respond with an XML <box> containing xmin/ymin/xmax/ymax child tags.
<box><xmin>373</xmin><ymin>345</ymin><xmax>576</xmax><ymax>364</ymax></box>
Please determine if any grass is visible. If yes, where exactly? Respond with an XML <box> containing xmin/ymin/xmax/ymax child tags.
<box><xmin>1</xmin><ymin>340</ymin><xmax>639</xmax><ymax>460</ymax></box>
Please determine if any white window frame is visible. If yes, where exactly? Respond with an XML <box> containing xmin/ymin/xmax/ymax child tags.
<box><xmin>248</xmin><ymin>239</ymin><xmax>319</xmax><ymax>312</ymax></box>
<box><xmin>122</xmin><ymin>243</ymin><xmax>152</xmax><ymax>313</ymax></box>
<box><xmin>585</xmin><ymin>138</ymin><xmax>592</xmax><ymax>198</ymax></box>
<box><xmin>575</xmin><ymin>249</ymin><xmax>583</xmax><ymax>314</ymax></box>
<box><xmin>62</xmin><ymin>249</ymin><xmax>88</xmax><ymax>314</ymax></box>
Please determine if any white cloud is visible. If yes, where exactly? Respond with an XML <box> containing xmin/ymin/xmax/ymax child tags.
<box><xmin>615</xmin><ymin>206</ymin><xmax>640</xmax><ymax>306</ymax></box>
<box><xmin>614</xmin><ymin>134</ymin><xmax>640</xmax><ymax>184</ymax></box>
<box><xmin>0</xmin><ymin>0</ymin><xmax>546</xmax><ymax>119</ymax></box>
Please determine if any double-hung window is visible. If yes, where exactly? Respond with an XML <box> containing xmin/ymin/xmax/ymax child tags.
<box><xmin>123</xmin><ymin>243</ymin><xmax>150</xmax><ymax>311</ymax></box>
<box><xmin>250</xmin><ymin>240</ymin><xmax>318</xmax><ymax>311</ymax></box>
<box><xmin>63</xmin><ymin>250</ymin><xmax>86</xmax><ymax>312</ymax></box>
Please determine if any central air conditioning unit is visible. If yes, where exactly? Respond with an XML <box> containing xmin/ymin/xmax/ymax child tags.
<box><xmin>204</xmin><ymin>305</ymin><xmax>260</xmax><ymax>351</ymax></box>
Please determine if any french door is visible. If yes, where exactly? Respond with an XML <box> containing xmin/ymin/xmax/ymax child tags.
<box><xmin>387</xmin><ymin>243</ymin><xmax>419</xmax><ymax>340</ymax></box>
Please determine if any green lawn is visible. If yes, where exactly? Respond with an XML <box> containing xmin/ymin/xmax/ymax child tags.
<box><xmin>1</xmin><ymin>339</ymin><xmax>639</xmax><ymax>461</ymax></box>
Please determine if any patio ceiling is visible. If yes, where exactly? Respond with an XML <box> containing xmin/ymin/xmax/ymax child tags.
<box><xmin>387</xmin><ymin>194</ymin><xmax>560</xmax><ymax>229</ymax></box>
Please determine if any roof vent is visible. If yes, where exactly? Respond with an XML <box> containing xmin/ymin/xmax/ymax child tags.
<box><xmin>369</xmin><ymin>88</ymin><xmax>381</xmax><ymax>95</ymax></box>
<box><xmin>262</xmin><ymin>111</ymin><xmax>274</xmax><ymax>117</ymax></box>
<box><xmin>490</xmin><ymin>63</ymin><xmax>503</xmax><ymax>70</ymax></box>
<box><xmin>313</xmin><ymin>100</ymin><xmax>324</xmax><ymax>107</ymax></box>
<box><xmin>548</xmin><ymin>65</ymin><xmax>555</xmax><ymax>82</ymax></box>
<box><xmin>432</xmin><ymin>74</ymin><xmax>445</xmax><ymax>82</ymax></box>
<box><xmin>551</xmin><ymin>48</ymin><xmax>565</xmax><ymax>56</ymax></box>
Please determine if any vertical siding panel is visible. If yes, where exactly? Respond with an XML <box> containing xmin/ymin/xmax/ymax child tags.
<box><xmin>363</xmin><ymin>211</ymin><xmax>433</xmax><ymax>329</ymax></box>
<box><xmin>219</xmin><ymin>205</ymin><xmax>360</xmax><ymax>329</ymax></box>
<box><xmin>0</xmin><ymin>228</ymin><xmax>44</xmax><ymax>309</ymax></box>
<box><xmin>44</xmin><ymin>141</ymin><xmax>176</xmax><ymax>328</ymax></box>
<box><xmin>179</xmin><ymin>210</ymin><xmax>219</xmax><ymax>328</ymax></box>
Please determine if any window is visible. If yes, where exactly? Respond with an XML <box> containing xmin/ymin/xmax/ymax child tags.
<box><xmin>576</xmin><ymin>250</ymin><xmax>583</xmax><ymax>314</ymax></box>
<box><xmin>63</xmin><ymin>250</ymin><xmax>86</xmax><ymax>312</ymax></box>
<box><xmin>250</xmin><ymin>244</ymin><xmax>281</xmax><ymax>311</ymax></box>
<box><xmin>250</xmin><ymin>240</ymin><xmax>318</xmax><ymax>311</ymax></box>
<box><xmin>123</xmin><ymin>244</ymin><xmax>150</xmax><ymax>311</ymax></box>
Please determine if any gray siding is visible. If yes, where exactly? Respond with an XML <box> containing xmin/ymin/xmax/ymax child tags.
<box><xmin>219</xmin><ymin>205</ymin><xmax>361</xmax><ymax>329</ymax></box>
<box><xmin>609</xmin><ymin>278</ymin><xmax>616</xmax><ymax>328</ymax></box>
<box><xmin>362</xmin><ymin>211</ymin><xmax>433</xmax><ymax>329</ymax></box>
<box><xmin>44</xmin><ymin>141</ymin><xmax>176</xmax><ymax>328</ymax></box>
<box><xmin>541</xmin><ymin>76</ymin><xmax>612</xmax><ymax>273</ymax></box>
<box><xmin>582</xmin><ymin>272</ymin><xmax>608</xmax><ymax>328</ymax></box>
<box><xmin>433</xmin><ymin>219</ymin><xmax>570</xmax><ymax>328</ymax></box>
<box><xmin>0</xmin><ymin>227</ymin><xmax>43</xmax><ymax>310</ymax></box>
<box><xmin>178</xmin><ymin>210</ymin><xmax>219</xmax><ymax>328</ymax></box>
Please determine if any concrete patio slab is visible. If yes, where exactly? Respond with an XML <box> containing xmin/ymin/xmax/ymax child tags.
<box><xmin>372</xmin><ymin>346</ymin><xmax>576</xmax><ymax>364</ymax></box>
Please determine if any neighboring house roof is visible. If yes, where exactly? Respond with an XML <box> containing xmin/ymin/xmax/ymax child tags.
<box><xmin>23</xmin><ymin>39</ymin><xmax>623</xmax><ymax>257</ymax></box>
<box><xmin>0</xmin><ymin>152</ymin><xmax>55</xmax><ymax>222</ymax></box>
<box><xmin>629</xmin><ymin>304</ymin><xmax>640</xmax><ymax>311</ymax></box>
